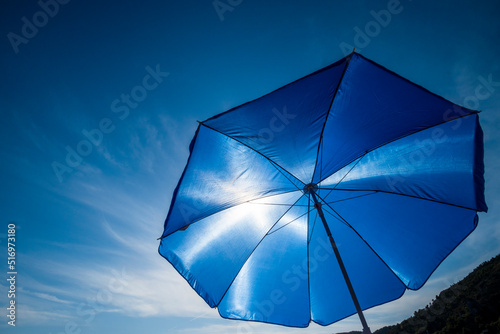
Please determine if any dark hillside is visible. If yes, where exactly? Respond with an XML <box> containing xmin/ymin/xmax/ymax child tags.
<box><xmin>337</xmin><ymin>254</ymin><xmax>500</xmax><ymax>334</ymax></box>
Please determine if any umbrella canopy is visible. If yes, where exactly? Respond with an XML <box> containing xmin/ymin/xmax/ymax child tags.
<box><xmin>158</xmin><ymin>52</ymin><xmax>487</xmax><ymax>331</ymax></box>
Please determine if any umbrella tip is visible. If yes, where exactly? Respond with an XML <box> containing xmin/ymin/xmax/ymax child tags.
<box><xmin>197</xmin><ymin>120</ymin><xmax>202</xmax><ymax>124</ymax></box>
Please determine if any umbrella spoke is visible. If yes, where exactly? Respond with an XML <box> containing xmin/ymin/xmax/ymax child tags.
<box><xmin>160</xmin><ymin>192</ymin><xmax>306</xmax><ymax>308</ymax></box>
<box><xmin>317</xmin><ymin>114</ymin><xmax>486</xmax><ymax>212</ymax></box>
<box><xmin>320</xmin><ymin>200</ymin><xmax>408</xmax><ymax>289</ymax></box>
<box><xmin>323</xmin><ymin>191</ymin><xmax>377</xmax><ymax>204</ymax></box>
<box><xmin>172</xmin><ymin>190</ymin><xmax>304</xmax><ymax>235</ymax></box>
<box><xmin>204</xmin><ymin>56</ymin><xmax>349</xmax><ymax>183</ymax></box>
<box><xmin>307</xmin><ymin>204</ymin><xmax>319</xmax><ymax>243</ymax></box>
<box><xmin>216</xmin><ymin>194</ymin><xmax>310</xmax><ymax>316</ymax></box>
<box><xmin>331</xmin><ymin>191</ymin><xmax>479</xmax><ymax>289</ymax></box>
<box><xmin>319</xmin><ymin>111</ymin><xmax>481</xmax><ymax>188</ymax></box>
<box><xmin>266</xmin><ymin>208</ymin><xmax>312</xmax><ymax>235</ymax></box>
<box><xmin>313</xmin><ymin>190</ymin><xmax>411</xmax><ymax>296</ymax></box>
<box><xmin>161</xmin><ymin>126</ymin><xmax>305</xmax><ymax>237</ymax></box>
<box><xmin>334</xmin><ymin>188</ymin><xmax>479</xmax><ymax>212</ymax></box>
<box><xmin>308</xmin><ymin>191</ymin><xmax>406</xmax><ymax>326</ymax></box>
<box><xmin>200</xmin><ymin>122</ymin><xmax>306</xmax><ymax>190</ymax></box>
<box><xmin>320</xmin><ymin>154</ymin><xmax>366</xmax><ymax>200</ymax></box>
<box><xmin>311</xmin><ymin>54</ymin><xmax>352</xmax><ymax>184</ymax></box>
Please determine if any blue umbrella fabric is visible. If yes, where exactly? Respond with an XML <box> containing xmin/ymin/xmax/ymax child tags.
<box><xmin>158</xmin><ymin>52</ymin><xmax>487</xmax><ymax>330</ymax></box>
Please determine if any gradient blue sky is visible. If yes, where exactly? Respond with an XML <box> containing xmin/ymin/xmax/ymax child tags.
<box><xmin>1</xmin><ymin>1</ymin><xmax>499</xmax><ymax>333</ymax></box>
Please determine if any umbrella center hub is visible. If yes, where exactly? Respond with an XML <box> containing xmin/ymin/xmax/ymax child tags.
<box><xmin>303</xmin><ymin>183</ymin><xmax>318</xmax><ymax>194</ymax></box>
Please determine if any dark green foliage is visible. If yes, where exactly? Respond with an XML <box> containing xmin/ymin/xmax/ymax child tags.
<box><xmin>369</xmin><ymin>254</ymin><xmax>500</xmax><ymax>334</ymax></box>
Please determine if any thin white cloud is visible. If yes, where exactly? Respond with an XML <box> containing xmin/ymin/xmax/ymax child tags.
<box><xmin>31</xmin><ymin>292</ymin><xmax>74</xmax><ymax>305</ymax></box>
<box><xmin>17</xmin><ymin>307</ymin><xmax>75</xmax><ymax>323</ymax></box>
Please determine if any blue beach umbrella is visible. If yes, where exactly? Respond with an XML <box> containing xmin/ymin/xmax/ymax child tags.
<box><xmin>158</xmin><ymin>52</ymin><xmax>487</xmax><ymax>333</ymax></box>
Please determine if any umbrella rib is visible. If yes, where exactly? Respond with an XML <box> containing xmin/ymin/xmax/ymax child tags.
<box><xmin>316</xmin><ymin>112</ymin><xmax>481</xmax><ymax>186</ymax></box>
<box><xmin>162</xmin><ymin>189</ymin><xmax>302</xmax><ymax>238</ymax></box>
<box><xmin>333</xmin><ymin>187</ymin><xmax>479</xmax><ymax>212</ymax></box>
<box><xmin>308</xmin><ymin>208</ymin><xmax>319</xmax><ymax>244</ymax></box>
<box><xmin>321</xmin><ymin>205</ymin><xmax>353</xmax><ymax>228</ymax></box>
<box><xmin>317</xmin><ymin>188</ymin><xmax>479</xmax><ymax>290</ymax></box>
<box><xmin>199</xmin><ymin>122</ymin><xmax>304</xmax><ymax>190</ymax></box>
<box><xmin>269</xmin><ymin>161</ymin><xmax>303</xmax><ymax>192</ymax></box>
<box><xmin>215</xmin><ymin>193</ymin><xmax>307</xmax><ymax>308</ymax></box>
<box><xmin>324</xmin><ymin>191</ymin><xmax>378</xmax><ymax>204</ymax></box>
<box><xmin>321</xmin><ymin>190</ymin><xmax>480</xmax><ymax>296</ymax></box>
<box><xmin>266</xmin><ymin>209</ymin><xmax>313</xmax><ymax>235</ymax></box>
<box><xmin>316</xmin><ymin>192</ymin><xmax>409</xmax><ymax>289</ymax></box>
<box><xmin>310</xmin><ymin>53</ymin><xmax>354</xmax><ymax>184</ymax></box>
<box><xmin>318</xmin><ymin>139</ymin><xmax>324</xmax><ymax>184</ymax></box>
<box><xmin>356</xmin><ymin>53</ymin><xmax>481</xmax><ymax>112</ymax></box>
<box><xmin>248</xmin><ymin>202</ymin><xmax>292</xmax><ymax>206</ymax></box>
<box><xmin>320</xmin><ymin>154</ymin><xmax>367</xmax><ymax>201</ymax></box>
<box><xmin>248</xmin><ymin>202</ymin><xmax>309</xmax><ymax>206</ymax></box>
<box><xmin>201</xmin><ymin>56</ymin><xmax>356</xmax><ymax>125</ymax></box>
<box><xmin>331</xmin><ymin>154</ymin><xmax>365</xmax><ymax>190</ymax></box>
<box><xmin>314</xmin><ymin>193</ymin><xmax>356</xmax><ymax>230</ymax></box>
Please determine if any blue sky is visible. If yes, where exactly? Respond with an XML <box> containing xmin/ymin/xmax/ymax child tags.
<box><xmin>1</xmin><ymin>0</ymin><xmax>499</xmax><ymax>333</ymax></box>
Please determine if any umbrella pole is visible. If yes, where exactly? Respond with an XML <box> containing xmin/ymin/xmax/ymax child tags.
<box><xmin>310</xmin><ymin>191</ymin><xmax>372</xmax><ymax>334</ymax></box>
